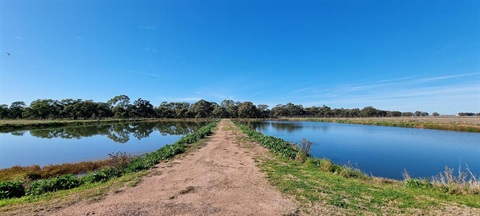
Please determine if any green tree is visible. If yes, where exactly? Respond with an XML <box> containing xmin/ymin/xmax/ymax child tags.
<box><xmin>0</xmin><ymin>104</ymin><xmax>9</xmax><ymax>119</ymax></box>
<box><xmin>133</xmin><ymin>98</ymin><xmax>154</xmax><ymax>118</ymax></box>
<box><xmin>29</xmin><ymin>99</ymin><xmax>58</xmax><ymax>119</ymax></box>
<box><xmin>220</xmin><ymin>100</ymin><xmax>239</xmax><ymax>118</ymax></box>
<box><xmin>256</xmin><ymin>104</ymin><xmax>270</xmax><ymax>118</ymax></box>
<box><xmin>9</xmin><ymin>101</ymin><xmax>26</xmax><ymax>119</ymax></box>
<box><xmin>188</xmin><ymin>100</ymin><xmax>213</xmax><ymax>118</ymax></box>
<box><xmin>361</xmin><ymin>106</ymin><xmax>378</xmax><ymax>117</ymax></box>
<box><xmin>238</xmin><ymin>101</ymin><xmax>258</xmax><ymax>118</ymax></box>
<box><xmin>108</xmin><ymin>95</ymin><xmax>131</xmax><ymax>118</ymax></box>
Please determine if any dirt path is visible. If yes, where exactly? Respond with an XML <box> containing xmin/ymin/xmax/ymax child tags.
<box><xmin>52</xmin><ymin>119</ymin><xmax>298</xmax><ymax>216</ymax></box>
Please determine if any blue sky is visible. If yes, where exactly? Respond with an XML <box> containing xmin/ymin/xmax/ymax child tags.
<box><xmin>0</xmin><ymin>0</ymin><xmax>478</xmax><ymax>115</ymax></box>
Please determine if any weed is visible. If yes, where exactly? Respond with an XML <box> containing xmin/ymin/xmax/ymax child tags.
<box><xmin>295</xmin><ymin>138</ymin><xmax>312</xmax><ymax>163</ymax></box>
<box><xmin>431</xmin><ymin>166</ymin><xmax>480</xmax><ymax>195</ymax></box>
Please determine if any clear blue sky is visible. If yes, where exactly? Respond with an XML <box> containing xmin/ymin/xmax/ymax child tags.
<box><xmin>0</xmin><ymin>0</ymin><xmax>479</xmax><ymax>115</ymax></box>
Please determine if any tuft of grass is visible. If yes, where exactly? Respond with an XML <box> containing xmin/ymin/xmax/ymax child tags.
<box><xmin>431</xmin><ymin>166</ymin><xmax>480</xmax><ymax>195</ymax></box>
<box><xmin>295</xmin><ymin>138</ymin><xmax>312</xmax><ymax>163</ymax></box>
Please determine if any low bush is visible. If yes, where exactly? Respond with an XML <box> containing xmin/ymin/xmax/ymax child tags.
<box><xmin>0</xmin><ymin>181</ymin><xmax>25</xmax><ymax>199</ymax></box>
<box><xmin>235</xmin><ymin>123</ymin><xmax>298</xmax><ymax>159</ymax></box>
<box><xmin>27</xmin><ymin>174</ymin><xmax>82</xmax><ymax>196</ymax></box>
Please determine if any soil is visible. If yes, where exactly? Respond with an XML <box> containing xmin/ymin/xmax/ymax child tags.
<box><xmin>51</xmin><ymin>119</ymin><xmax>298</xmax><ymax>216</ymax></box>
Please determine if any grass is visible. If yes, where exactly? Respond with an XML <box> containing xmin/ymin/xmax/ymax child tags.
<box><xmin>286</xmin><ymin>116</ymin><xmax>480</xmax><ymax>133</ymax></box>
<box><xmin>235</xmin><ymin>121</ymin><xmax>480</xmax><ymax>214</ymax></box>
<box><xmin>261</xmin><ymin>157</ymin><xmax>480</xmax><ymax>214</ymax></box>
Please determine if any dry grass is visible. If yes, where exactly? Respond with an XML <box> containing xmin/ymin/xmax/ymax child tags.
<box><xmin>431</xmin><ymin>166</ymin><xmax>480</xmax><ymax>195</ymax></box>
<box><xmin>291</xmin><ymin>116</ymin><xmax>480</xmax><ymax>132</ymax></box>
<box><xmin>0</xmin><ymin>159</ymin><xmax>117</xmax><ymax>182</ymax></box>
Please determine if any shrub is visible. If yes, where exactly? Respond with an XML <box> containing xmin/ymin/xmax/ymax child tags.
<box><xmin>27</xmin><ymin>174</ymin><xmax>82</xmax><ymax>196</ymax></box>
<box><xmin>0</xmin><ymin>181</ymin><xmax>25</xmax><ymax>199</ymax></box>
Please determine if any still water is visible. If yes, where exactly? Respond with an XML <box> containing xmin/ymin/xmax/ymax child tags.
<box><xmin>0</xmin><ymin>121</ymin><xmax>206</xmax><ymax>169</ymax></box>
<box><xmin>252</xmin><ymin>121</ymin><xmax>480</xmax><ymax>180</ymax></box>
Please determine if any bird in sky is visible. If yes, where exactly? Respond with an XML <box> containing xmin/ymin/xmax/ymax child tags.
<box><xmin>5</xmin><ymin>52</ymin><xmax>10</xmax><ymax>56</ymax></box>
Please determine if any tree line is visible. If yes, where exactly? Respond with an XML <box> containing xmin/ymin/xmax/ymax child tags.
<box><xmin>0</xmin><ymin>94</ymin><xmax>473</xmax><ymax>120</ymax></box>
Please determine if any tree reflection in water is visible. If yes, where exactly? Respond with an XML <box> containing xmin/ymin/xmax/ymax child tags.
<box><xmin>27</xmin><ymin>121</ymin><xmax>206</xmax><ymax>143</ymax></box>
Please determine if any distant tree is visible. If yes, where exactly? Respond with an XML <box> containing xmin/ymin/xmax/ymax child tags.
<box><xmin>458</xmin><ymin>112</ymin><xmax>476</xmax><ymax>116</ymax></box>
<box><xmin>28</xmin><ymin>99</ymin><xmax>58</xmax><ymax>119</ymax></box>
<box><xmin>361</xmin><ymin>106</ymin><xmax>378</xmax><ymax>117</ymax></box>
<box><xmin>220</xmin><ymin>100</ymin><xmax>238</xmax><ymax>118</ymax></box>
<box><xmin>9</xmin><ymin>101</ymin><xmax>26</xmax><ymax>119</ymax></box>
<box><xmin>133</xmin><ymin>98</ymin><xmax>154</xmax><ymax>118</ymax></box>
<box><xmin>271</xmin><ymin>104</ymin><xmax>287</xmax><ymax>117</ymax></box>
<box><xmin>189</xmin><ymin>100</ymin><xmax>213</xmax><ymax>118</ymax></box>
<box><xmin>256</xmin><ymin>104</ymin><xmax>270</xmax><ymax>118</ymax></box>
<box><xmin>432</xmin><ymin>112</ymin><xmax>440</xmax><ymax>117</ymax></box>
<box><xmin>238</xmin><ymin>102</ymin><xmax>258</xmax><ymax>118</ymax></box>
<box><xmin>96</xmin><ymin>102</ymin><xmax>113</xmax><ymax>119</ymax></box>
<box><xmin>108</xmin><ymin>95</ymin><xmax>131</xmax><ymax>118</ymax></box>
<box><xmin>318</xmin><ymin>105</ymin><xmax>332</xmax><ymax>117</ymax></box>
<box><xmin>402</xmin><ymin>112</ymin><xmax>414</xmax><ymax>117</ymax></box>
<box><xmin>0</xmin><ymin>104</ymin><xmax>9</xmax><ymax>119</ymax></box>
<box><xmin>285</xmin><ymin>103</ymin><xmax>305</xmax><ymax>116</ymax></box>
<box><xmin>173</xmin><ymin>102</ymin><xmax>190</xmax><ymax>118</ymax></box>
<box><xmin>212</xmin><ymin>104</ymin><xmax>226</xmax><ymax>118</ymax></box>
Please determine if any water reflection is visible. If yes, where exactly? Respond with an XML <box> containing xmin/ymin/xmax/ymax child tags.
<box><xmin>250</xmin><ymin>121</ymin><xmax>330</xmax><ymax>133</ymax></box>
<box><xmin>22</xmin><ymin>121</ymin><xmax>205</xmax><ymax>143</ymax></box>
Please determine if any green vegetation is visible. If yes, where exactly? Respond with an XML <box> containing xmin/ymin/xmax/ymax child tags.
<box><xmin>236</xmin><ymin>123</ymin><xmax>298</xmax><ymax>159</ymax></box>
<box><xmin>235</xmin><ymin>122</ymin><xmax>480</xmax><ymax>214</ymax></box>
<box><xmin>0</xmin><ymin>121</ymin><xmax>218</xmax><ymax>200</ymax></box>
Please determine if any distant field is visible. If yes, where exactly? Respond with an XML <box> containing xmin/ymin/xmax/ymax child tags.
<box><xmin>286</xmin><ymin>116</ymin><xmax>480</xmax><ymax>132</ymax></box>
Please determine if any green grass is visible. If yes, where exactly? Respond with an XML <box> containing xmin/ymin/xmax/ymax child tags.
<box><xmin>261</xmin><ymin>156</ymin><xmax>480</xmax><ymax>215</ymax></box>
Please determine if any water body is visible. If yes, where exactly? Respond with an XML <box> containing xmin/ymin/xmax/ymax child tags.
<box><xmin>0</xmin><ymin>121</ymin><xmax>207</xmax><ymax>169</ymax></box>
<box><xmin>251</xmin><ymin>120</ymin><xmax>480</xmax><ymax>180</ymax></box>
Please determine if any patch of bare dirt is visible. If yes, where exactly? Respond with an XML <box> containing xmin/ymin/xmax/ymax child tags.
<box><xmin>51</xmin><ymin>119</ymin><xmax>298</xmax><ymax>216</ymax></box>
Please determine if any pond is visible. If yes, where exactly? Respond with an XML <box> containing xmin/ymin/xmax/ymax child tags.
<box><xmin>0</xmin><ymin>121</ymin><xmax>207</xmax><ymax>169</ymax></box>
<box><xmin>251</xmin><ymin>120</ymin><xmax>480</xmax><ymax>180</ymax></box>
